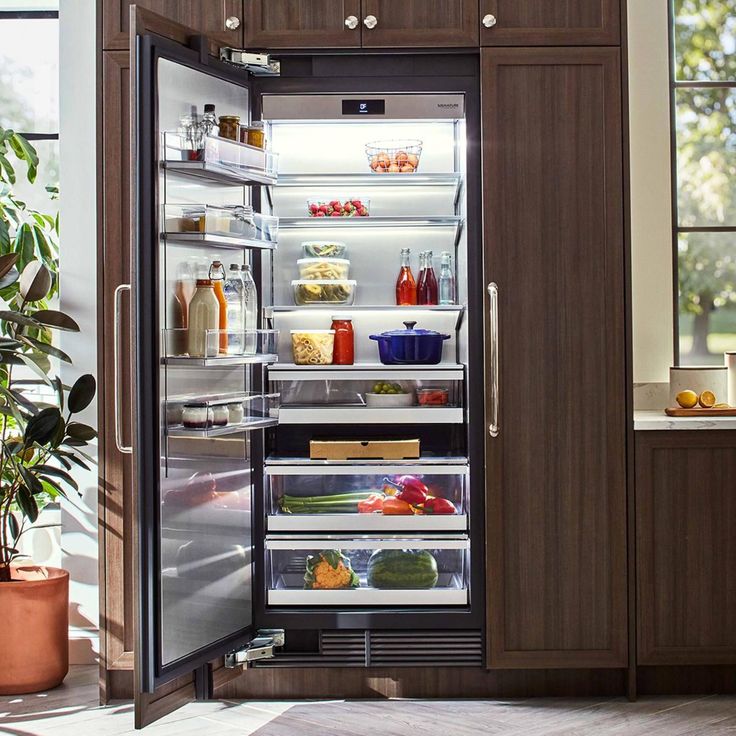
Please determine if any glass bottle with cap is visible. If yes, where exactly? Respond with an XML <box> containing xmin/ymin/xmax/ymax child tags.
<box><xmin>330</xmin><ymin>314</ymin><xmax>354</xmax><ymax>365</ymax></box>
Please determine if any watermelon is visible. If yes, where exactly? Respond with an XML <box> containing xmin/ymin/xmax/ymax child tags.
<box><xmin>366</xmin><ymin>549</ymin><xmax>438</xmax><ymax>589</ymax></box>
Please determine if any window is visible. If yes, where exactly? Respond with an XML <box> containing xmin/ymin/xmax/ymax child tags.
<box><xmin>672</xmin><ymin>0</ymin><xmax>736</xmax><ymax>364</ymax></box>
<box><xmin>0</xmin><ymin>1</ymin><xmax>59</xmax><ymax>215</ymax></box>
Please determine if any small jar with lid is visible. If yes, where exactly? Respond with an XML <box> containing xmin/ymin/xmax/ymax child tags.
<box><xmin>330</xmin><ymin>314</ymin><xmax>354</xmax><ymax>365</ymax></box>
<box><xmin>211</xmin><ymin>405</ymin><xmax>230</xmax><ymax>427</ymax></box>
<box><xmin>218</xmin><ymin>115</ymin><xmax>241</xmax><ymax>141</ymax></box>
<box><xmin>182</xmin><ymin>405</ymin><xmax>212</xmax><ymax>430</ymax></box>
<box><xmin>241</xmin><ymin>121</ymin><xmax>265</xmax><ymax>149</ymax></box>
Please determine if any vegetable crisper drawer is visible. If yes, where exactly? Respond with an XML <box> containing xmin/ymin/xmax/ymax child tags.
<box><xmin>266</xmin><ymin>464</ymin><xmax>468</xmax><ymax>532</ymax></box>
<box><xmin>265</xmin><ymin>536</ymin><xmax>469</xmax><ymax>607</ymax></box>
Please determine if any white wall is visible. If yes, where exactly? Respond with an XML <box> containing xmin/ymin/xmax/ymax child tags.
<box><xmin>59</xmin><ymin>0</ymin><xmax>98</xmax><ymax>664</ymax></box>
<box><xmin>628</xmin><ymin>0</ymin><xmax>675</xmax><ymax>383</ymax></box>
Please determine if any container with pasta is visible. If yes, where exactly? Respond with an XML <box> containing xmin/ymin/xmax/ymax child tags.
<box><xmin>291</xmin><ymin>330</ymin><xmax>335</xmax><ymax>365</ymax></box>
<box><xmin>292</xmin><ymin>280</ymin><xmax>357</xmax><ymax>306</ymax></box>
<box><xmin>297</xmin><ymin>258</ymin><xmax>350</xmax><ymax>281</ymax></box>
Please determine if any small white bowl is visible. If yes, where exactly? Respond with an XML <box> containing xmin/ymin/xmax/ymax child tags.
<box><xmin>364</xmin><ymin>392</ymin><xmax>414</xmax><ymax>408</ymax></box>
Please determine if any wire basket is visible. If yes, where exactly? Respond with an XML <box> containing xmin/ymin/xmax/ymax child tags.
<box><xmin>365</xmin><ymin>139</ymin><xmax>423</xmax><ymax>174</ymax></box>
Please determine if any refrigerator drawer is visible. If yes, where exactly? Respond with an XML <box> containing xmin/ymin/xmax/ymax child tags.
<box><xmin>266</xmin><ymin>463</ymin><xmax>468</xmax><ymax>532</ymax></box>
<box><xmin>265</xmin><ymin>536</ymin><xmax>469</xmax><ymax>607</ymax></box>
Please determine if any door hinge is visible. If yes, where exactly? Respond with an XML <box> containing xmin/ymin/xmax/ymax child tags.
<box><xmin>220</xmin><ymin>48</ymin><xmax>280</xmax><ymax>76</ymax></box>
<box><xmin>224</xmin><ymin>629</ymin><xmax>285</xmax><ymax>669</ymax></box>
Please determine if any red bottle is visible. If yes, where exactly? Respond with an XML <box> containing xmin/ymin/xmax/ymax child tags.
<box><xmin>424</xmin><ymin>250</ymin><xmax>438</xmax><ymax>305</ymax></box>
<box><xmin>330</xmin><ymin>315</ymin><xmax>354</xmax><ymax>365</ymax></box>
<box><xmin>395</xmin><ymin>248</ymin><xmax>417</xmax><ymax>306</ymax></box>
<box><xmin>416</xmin><ymin>251</ymin><xmax>428</xmax><ymax>305</ymax></box>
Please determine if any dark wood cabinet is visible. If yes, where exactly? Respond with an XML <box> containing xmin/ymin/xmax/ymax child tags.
<box><xmin>244</xmin><ymin>0</ymin><xmax>362</xmax><ymax>49</ymax></box>
<box><xmin>480</xmin><ymin>0</ymin><xmax>620</xmax><ymax>46</ymax></box>
<box><xmin>636</xmin><ymin>431</ymin><xmax>736</xmax><ymax>665</ymax></box>
<box><xmin>101</xmin><ymin>0</ymin><xmax>243</xmax><ymax>50</ymax></box>
<box><xmin>482</xmin><ymin>47</ymin><xmax>628</xmax><ymax>668</ymax></box>
<box><xmin>361</xmin><ymin>0</ymin><xmax>479</xmax><ymax>47</ymax></box>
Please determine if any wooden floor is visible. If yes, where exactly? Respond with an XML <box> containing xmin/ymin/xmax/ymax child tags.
<box><xmin>2</xmin><ymin>667</ymin><xmax>736</xmax><ymax>735</ymax></box>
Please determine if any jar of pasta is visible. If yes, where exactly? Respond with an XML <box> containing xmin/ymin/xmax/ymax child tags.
<box><xmin>291</xmin><ymin>330</ymin><xmax>335</xmax><ymax>365</ymax></box>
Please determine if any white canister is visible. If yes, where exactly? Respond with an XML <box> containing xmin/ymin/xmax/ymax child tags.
<box><xmin>669</xmin><ymin>366</ymin><xmax>728</xmax><ymax>406</ymax></box>
<box><xmin>725</xmin><ymin>352</ymin><xmax>736</xmax><ymax>407</ymax></box>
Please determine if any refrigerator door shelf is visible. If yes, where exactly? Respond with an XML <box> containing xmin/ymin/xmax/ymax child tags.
<box><xmin>163</xmin><ymin>133</ymin><xmax>278</xmax><ymax>186</ymax></box>
<box><xmin>162</xmin><ymin>329</ymin><xmax>279</xmax><ymax>366</ymax></box>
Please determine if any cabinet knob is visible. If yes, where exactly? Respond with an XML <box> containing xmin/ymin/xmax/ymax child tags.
<box><xmin>344</xmin><ymin>15</ymin><xmax>359</xmax><ymax>29</ymax></box>
<box><xmin>363</xmin><ymin>15</ymin><xmax>378</xmax><ymax>29</ymax></box>
<box><xmin>225</xmin><ymin>15</ymin><xmax>241</xmax><ymax>30</ymax></box>
<box><xmin>482</xmin><ymin>14</ymin><xmax>497</xmax><ymax>28</ymax></box>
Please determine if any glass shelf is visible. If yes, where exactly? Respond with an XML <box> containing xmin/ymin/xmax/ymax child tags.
<box><xmin>163</xmin><ymin>133</ymin><xmax>278</xmax><ymax>186</ymax></box>
<box><xmin>268</xmin><ymin>363</ymin><xmax>465</xmax><ymax>381</ymax></box>
<box><xmin>163</xmin><ymin>204</ymin><xmax>278</xmax><ymax>251</ymax></box>
<box><xmin>279</xmin><ymin>215</ymin><xmax>463</xmax><ymax>230</ymax></box>
<box><xmin>166</xmin><ymin>392</ymin><xmax>279</xmax><ymax>437</ymax></box>
<box><xmin>269</xmin><ymin>305</ymin><xmax>464</xmax><ymax>313</ymax></box>
<box><xmin>162</xmin><ymin>329</ymin><xmax>279</xmax><ymax>366</ymax></box>
<box><xmin>277</xmin><ymin>406</ymin><xmax>464</xmax><ymax>425</ymax></box>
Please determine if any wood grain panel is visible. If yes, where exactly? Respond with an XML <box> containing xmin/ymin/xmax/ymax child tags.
<box><xmin>481</xmin><ymin>0</ymin><xmax>619</xmax><ymax>46</ymax></box>
<box><xmin>245</xmin><ymin>0</ymin><xmax>362</xmax><ymax>49</ymax></box>
<box><xmin>482</xmin><ymin>47</ymin><xmax>627</xmax><ymax>668</ymax></box>
<box><xmin>362</xmin><ymin>0</ymin><xmax>479</xmax><ymax>48</ymax></box>
<box><xmin>636</xmin><ymin>431</ymin><xmax>736</xmax><ymax>665</ymax></box>
<box><xmin>101</xmin><ymin>0</ymin><xmax>243</xmax><ymax>50</ymax></box>
<box><xmin>99</xmin><ymin>51</ymin><xmax>136</xmax><ymax>703</ymax></box>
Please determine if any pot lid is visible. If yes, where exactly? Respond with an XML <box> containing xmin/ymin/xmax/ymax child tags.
<box><xmin>373</xmin><ymin>321</ymin><xmax>450</xmax><ymax>338</ymax></box>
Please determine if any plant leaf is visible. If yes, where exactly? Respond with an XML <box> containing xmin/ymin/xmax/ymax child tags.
<box><xmin>68</xmin><ymin>374</ymin><xmax>96</xmax><ymax>413</ymax></box>
<box><xmin>19</xmin><ymin>261</ymin><xmax>52</xmax><ymax>302</ymax></box>
<box><xmin>9</xmin><ymin>133</ymin><xmax>38</xmax><ymax>183</ymax></box>
<box><xmin>18</xmin><ymin>353</ymin><xmax>52</xmax><ymax>386</ymax></box>
<box><xmin>8</xmin><ymin>513</ymin><xmax>20</xmax><ymax>541</ymax></box>
<box><xmin>0</xmin><ymin>310</ymin><xmax>40</xmax><ymax>329</ymax></box>
<box><xmin>0</xmin><ymin>152</ymin><xmax>16</xmax><ymax>185</ymax></box>
<box><xmin>16</xmin><ymin>485</ymin><xmax>38</xmax><ymax>522</ymax></box>
<box><xmin>20</xmin><ymin>336</ymin><xmax>72</xmax><ymax>364</ymax></box>
<box><xmin>33</xmin><ymin>464</ymin><xmax>78</xmax><ymax>491</ymax></box>
<box><xmin>28</xmin><ymin>309</ymin><xmax>79</xmax><ymax>332</ymax></box>
<box><xmin>66</xmin><ymin>422</ymin><xmax>96</xmax><ymax>441</ymax></box>
<box><xmin>0</xmin><ymin>267</ymin><xmax>19</xmax><ymax>289</ymax></box>
<box><xmin>24</xmin><ymin>406</ymin><xmax>61</xmax><ymax>445</ymax></box>
<box><xmin>0</xmin><ymin>252</ymin><xmax>18</xmax><ymax>279</ymax></box>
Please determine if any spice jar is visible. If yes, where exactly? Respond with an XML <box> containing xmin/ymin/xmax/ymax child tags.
<box><xmin>330</xmin><ymin>315</ymin><xmax>354</xmax><ymax>365</ymax></box>
<box><xmin>242</xmin><ymin>121</ymin><xmax>265</xmax><ymax>149</ymax></box>
<box><xmin>218</xmin><ymin>115</ymin><xmax>240</xmax><ymax>141</ymax></box>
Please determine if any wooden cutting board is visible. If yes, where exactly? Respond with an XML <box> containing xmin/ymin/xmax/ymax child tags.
<box><xmin>665</xmin><ymin>407</ymin><xmax>736</xmax><ymax>417</ymax></box>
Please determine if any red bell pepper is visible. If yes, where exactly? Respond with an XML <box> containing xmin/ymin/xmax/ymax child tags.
<box><xmin>423</xmin><ymin>497</ymin><xmax>456</xmax><ymax>515</ymax></box>
<box><xmin>383</xmin><ymin>475</ymin><xmax>429</xmax><ymax>506</ymax></box>
<box><xmin>357</xmin><ymin>493</ymin><xmax>385</xmax><ymax>513</ymax></box>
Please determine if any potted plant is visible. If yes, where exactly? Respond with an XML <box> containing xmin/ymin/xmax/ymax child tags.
<box><xmin>0</xmin><ymin>127</ymin><xmax>96</xmax><ymax>694</ymax></box>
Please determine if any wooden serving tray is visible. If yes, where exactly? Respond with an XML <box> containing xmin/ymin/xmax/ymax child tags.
<box><xmin>665</xmin><ymin>407</ymin><xmax>736</xmax><ymax>417</ymax></box>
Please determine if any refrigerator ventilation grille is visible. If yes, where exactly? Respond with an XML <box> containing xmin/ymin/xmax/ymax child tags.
<box><xmin>254</xmin><ymin>630</ymin><xmax>483</xmax><ymax>668</ymax></box>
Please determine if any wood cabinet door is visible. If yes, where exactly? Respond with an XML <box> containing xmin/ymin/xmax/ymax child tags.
<box><xmin>636</xmin><ymin>431</ymin><xmax>736</xmax><ymax>665</ymax></box>
<box><xmin>482</xmin><ymin>47</ymin><xmax>628</xmax><ymax>668</ymax></box>
<box><xmin>244</xmin><ymin>0</ymin><xmax>362</xmax><ymax>49</ymax></box>
<box><xmin>361</xmin><ymin>0</ymin><xmax>479</xmax><ymax>47</ymax></box>
<box><xmin>101</xmin><ymin>0</ymin><xmax>244</xmax><ymax>50</ymax></box>
<box><xmin>480</xmin><ymin>0</ymin><xmax>619</xmax><ymax>46</ymax></box>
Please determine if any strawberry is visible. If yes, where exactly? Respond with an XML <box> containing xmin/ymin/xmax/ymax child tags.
<box><xmin>358</xmin><ymin>207</ymin><xmax>368</xmax><ymax>216</ymax></box>
<box><xmin>316</xmin><ymin>211</ymin><xmax>326</xmax><ymax>217</ymax></box>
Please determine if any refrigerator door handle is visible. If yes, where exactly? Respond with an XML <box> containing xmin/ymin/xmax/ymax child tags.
<box><xmin>488</xmin><ymin>282</ymin><xmax>499</xmax><ymax>438</ymax></box>
<box><xmin>114</xmin><ymin>283</ymin><xmax>133</xmax><ymax>455</ymax></box>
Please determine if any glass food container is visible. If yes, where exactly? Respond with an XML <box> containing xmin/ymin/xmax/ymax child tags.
<box><xmin>301</xmin><ymin>241</ymin><xmax>348</xmax><ymax>259</ymax></box>
<box><xmin>292</xmin><ymin>280</ymin><xmax>357</xmax><ymax>306</ymax></box>
<box><xmin>297</xmin><ymin>258</ymin><xmax>351</xmax><ymax>281</ymax></box>
<box><xmin>291</xmin><ymin>330</ymin><xmax>335</xmax><ymax>365</ymax></box>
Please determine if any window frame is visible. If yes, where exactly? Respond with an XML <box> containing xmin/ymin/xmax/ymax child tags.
<box><xmin>667</xmin><ymin>0</ymin><xmax>736</xmax><ymax>365</ymax></box>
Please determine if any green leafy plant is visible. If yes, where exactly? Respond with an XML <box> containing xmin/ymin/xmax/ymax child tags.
<box><xmin>0</xmin><ymin>130</ymin><xmax>94</xmax><ymax>582</ymax></box>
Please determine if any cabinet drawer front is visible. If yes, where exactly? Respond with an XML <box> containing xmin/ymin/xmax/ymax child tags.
<box><xmin>480</xmin><ymin>0</ymin><xmax>620</xmax><ymax>46</ymax></box>
<box><xmin>245</xmin><ymin>0</ymin><xmax>362</xmax><ymax>49</ymax></box>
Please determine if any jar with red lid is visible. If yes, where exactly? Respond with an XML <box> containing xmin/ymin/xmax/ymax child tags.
<box><xmin>330</xmin><ymin>315</ymin><xmax>354</xmax><ymax>365</ymax></box>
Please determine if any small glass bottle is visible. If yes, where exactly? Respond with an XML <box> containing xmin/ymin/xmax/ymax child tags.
<box><xmin>416</xmin><ymin>251</ymin><xmax>428</xmax><ymax>305</ymax></box>
<box><xmin>208</xmin><ymin>260</ymin><xmax>228</xmax><ymax>354</ymax></box>
<box><xmin>424</xmin><ymin>250</ymin><xmax>438</xmax><ymax>306</ymax></box>
<box><xmin>201</xmin><ymin>103</ymin><xmax>219</xmax><ymax>138</ymax></box>
<box><xmin>224</xmin><ymin>264</ymin><xmax>245</xmax><ymax>355</ymax></box>
<box><xmin>439</xmin><ymin>251</ymin><xmax>456</xmax><ymax>305</ymax></box>
<box><xmin>330</xmin><ymin>315</ymin><xmax>355</xmax><ymax>365</ymax></box>
<box><xmin>395</xmin><ymin>248</ymin><xmax>417</xmax><ymax>306</ymax></box>
<box><xmin>241</xmin><ymin>264</ymin><xmax>259</xmax><ymax>354</ymax></box>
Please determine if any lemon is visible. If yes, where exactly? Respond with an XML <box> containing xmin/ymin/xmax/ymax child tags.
<box><xmin>699</xmin><ymin>390</ymin><xmax>716</xmax><ymax>408</ymax></box>
<box><xmin>676</xmin><ymin>390</ymin><xmax>698</xmax><ymax>409</ymax></box>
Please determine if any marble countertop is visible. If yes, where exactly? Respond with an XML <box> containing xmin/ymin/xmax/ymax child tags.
<box><xmin>634</xmin><ymin>410</ymin><xmax>736</xmax><ymax>431</ymax></box>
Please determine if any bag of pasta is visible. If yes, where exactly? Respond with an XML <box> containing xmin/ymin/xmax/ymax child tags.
<box><xmin>291</xmin><ymin>330</ymin><xmax>335</xmax><ymax>365</ymax></box>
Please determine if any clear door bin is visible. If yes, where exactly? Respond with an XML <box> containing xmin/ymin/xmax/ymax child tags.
<box><xmin>266</xmin><ymin>536</ymin><xmax>469</xmax><ymax>606</ymax></box>
<box><xmin>163</xmin><ymin>132</ymin><xmax>279</xmax><ymax>184</ymax></box>
<box><xmin>163</xmin><ymin>329</ymin><xmax>279</xmax><ymax>364</ymax></box>
<box><xmin>166</xmin><ymin>392</ymin><xmax>280</xmax><ymax>437</ymax></box>
<box><xmin>266</xmin><ymin>464</ymin><xmax>468</xmax><ymax>531</ymax></box>
<box><xmin>164</xmin><ymin>204</ymin><xmax>278</xmax><ymax>246</ymax></box>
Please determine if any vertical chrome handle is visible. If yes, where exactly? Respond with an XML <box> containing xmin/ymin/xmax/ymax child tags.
<box><xmin>114</xmin><ymin>284</ymin><xmax>133</xmax><ymax>455</ymax></box>
<box><xmin>364</xmin><ymin>14</ymin><xmax>378</xmax><ymax>29</ymax></box>
<box><xmin>488</xmin><ymin>282</ymin><xmax>499</xmax><ymax>438</ymax></box>
<box><xmin>345</xmin><ymin>15</ymin><xmax>359</xmax><ymax>29</ymax></box>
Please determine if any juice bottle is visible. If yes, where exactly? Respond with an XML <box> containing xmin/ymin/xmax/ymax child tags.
<box><xmin>208</xmin><ymin>260</ymin><xmax>228</xmax><ymax>353</ymax></box>
<box><xmin>425</xmin><ymin>250</ymin><xmax>438</xmax><ymax>306</ymax></box>
<box><xmin>416</xmin><ymin>251</ymin><xmax>428</xmax><ymax>305</ymax></box>
<box><xmin>395</xmin><ymin>248</ymin><xmax>417</xmax><ymax>306</ymax></box>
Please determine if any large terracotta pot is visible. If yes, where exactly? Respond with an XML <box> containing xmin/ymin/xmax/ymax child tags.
<box><xmin>0</xmin><ymin>566</ymin><xmax>69</xmax><ymax>694</ymax></box>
